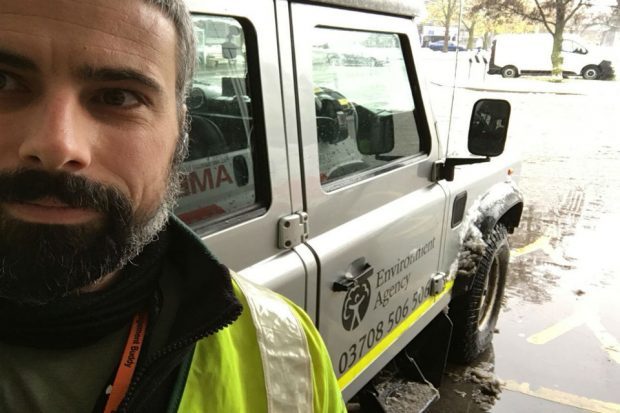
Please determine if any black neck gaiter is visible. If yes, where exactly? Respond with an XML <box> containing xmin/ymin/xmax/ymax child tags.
<box><xmin>0</xmin><ymin>232</ymin><xmax>168</xmax><ymax>349</ymax></box>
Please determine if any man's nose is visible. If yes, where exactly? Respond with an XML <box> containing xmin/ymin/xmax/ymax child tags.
<box><xmin>18</xmin><ymin>92</ymin><xmax>92</xmax><ymax>172</ymax></box>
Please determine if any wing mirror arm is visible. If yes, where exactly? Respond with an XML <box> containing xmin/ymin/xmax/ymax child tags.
<box><xmin>432</xmin><ymin>157</ymin><xmax>490</xmax><ymax>182</ymax></box>
<box><xmin>434</xmin><ymin>99</ymin><xmax>510</xmax><ymax>182</ymax></box>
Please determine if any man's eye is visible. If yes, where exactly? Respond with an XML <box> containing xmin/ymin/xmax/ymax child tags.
<box><xmin>0</xmin><ymin>72</ymin><xmax>21</xmax><ymax>91</ymax></box>
<box><xmin>97</xmin><ymin>89</ymin><xmax>141</xmax><ymax>107</ymax></box>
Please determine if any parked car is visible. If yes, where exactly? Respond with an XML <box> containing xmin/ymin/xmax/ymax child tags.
<box><xmin>326</xmin><ymin>47</ymin><xmax>391</xmax><ymax>66</ymax></box>
<box><xmin>428</xmin><ymin>40</ymin><xmax>466</xmax><ymax>52</ymax></box>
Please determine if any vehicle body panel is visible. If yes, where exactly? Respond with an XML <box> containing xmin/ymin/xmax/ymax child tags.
<box><xmin>180</xmin><ymin>0</ymin><xmax>523</xmax><ymax>404</ymax></box>
<box><xmin>290</xmin><ymin>2</ymin><xmax>452</xmax><ymax>395</ymax></box>
<box><xmin>184</xmin><ymin>0</ymin><xmax>307</xmax><ymax>305</ymax></box>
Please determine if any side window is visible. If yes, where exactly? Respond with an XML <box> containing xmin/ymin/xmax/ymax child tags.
<box><xmin>174</xmin><ymin>15</ymin><xmax>267</xmax><ymax>228</ymax></box>
<box><xmin>312</xmin><ymin>28</ymin><xmax>423</xmax><ymax>187</ymax></box>
<box><xmin>561</xmin><ymin>40</ymin><xmax>573</xmax><ymax>52</ymax></box>
<box><xmin>562</xmin><ymin>40</ymin><xmax>587</xmax><ymax>54</ymax></box>
<box><xmin>573</xmin><ymin>42</ymin><xmax>587</xmax><ymax>54</ymax></box>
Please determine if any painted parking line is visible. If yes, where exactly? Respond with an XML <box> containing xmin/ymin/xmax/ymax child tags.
<box><xmin>502</xmin><ymin>380</ymin><xmax>620</xmax><ymax>413</ymax></box>
<box><xmin>511</xmin><ymin>235</ymin><xmax>551</xmax><ymax>257</ymax></box>
<box><xmin>527</xmin><ymin>313</ymin><xmax>585</xmax><ymax>345</ymax></box>
<box><xmin>527</xmin><ymin>312</ymin><xmax>620</xmax><ymax>364</ymax></box>
<box><xmin>587</xmin><ymin>318</ymin><xmax>620</xmax><ymax>364</ymax></box>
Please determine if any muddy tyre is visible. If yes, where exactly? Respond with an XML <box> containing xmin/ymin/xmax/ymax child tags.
<box><xmin>501</xmin><ymin>65</ymin><xmax>518</xmax><ymax>78</ymax></box>
<box><xmin>449</xmin><ymin>224</ymin><xmax>509</xmax><ymax>364</ymax></box>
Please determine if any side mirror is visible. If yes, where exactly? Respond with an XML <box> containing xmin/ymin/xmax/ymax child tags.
<box><xmin>356</xmin><ymin>105</ymin><xmax>395</xmax><ymax>155</ymax></box>
<box><xmin>468</xmin><ymin>99</ymin><xmax>510</xmax><ymax>157</ymax></box>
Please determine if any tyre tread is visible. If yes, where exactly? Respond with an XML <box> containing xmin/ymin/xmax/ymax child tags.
<box><xmin>448</xmin><ymin>224</ymin><xmax>509</xmax><ymax>364</ymax></box>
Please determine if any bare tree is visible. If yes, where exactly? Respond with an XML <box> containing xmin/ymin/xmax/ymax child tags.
<box><xmin>570</xmin><ymin>0</ymin><xmax>620</xmax><ymax>44</ymax></box>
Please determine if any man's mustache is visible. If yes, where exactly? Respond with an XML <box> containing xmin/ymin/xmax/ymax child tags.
<box><xmin>0</xmin><ymin>169</ymin><xmax>131</xmax><ymax>216</ymax></box>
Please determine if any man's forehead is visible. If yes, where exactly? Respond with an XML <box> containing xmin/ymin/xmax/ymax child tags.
<box><xmin>0</xmin><ymin>0</ymin><xmax>176</xmax><ymax>79</ymax></box>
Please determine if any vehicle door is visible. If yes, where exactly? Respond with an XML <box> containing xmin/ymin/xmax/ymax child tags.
<box><xmin>561</xmin><ymin>39</ymin><xmax>587</xmax><ymax>74</ymax></box>
<box><xmin>179</xmin><ymin>0</ymin><xmax>308</xmax><ymax>306</ymax></box>
<box><xmin>291</xmin><ymin>3</ymin><xmax>449</xmax><ymax>398</ymax></box>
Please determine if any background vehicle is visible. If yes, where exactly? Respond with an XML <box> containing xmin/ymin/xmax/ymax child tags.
<box><xmin>428</xmin><ymin>40</ymin><xmax>466</xmax><ymax>51</ymax></box>
<box><xmin>181</xmin><ymin>0</ymin><xmax>523</xmax><ymax>410</ymax></box>
<box><xmin>488</xmin><ymin>33</ymin><xmax>615</xmax><ymax>79</ymax></box>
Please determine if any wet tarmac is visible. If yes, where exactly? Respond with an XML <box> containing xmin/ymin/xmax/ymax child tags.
<box><xmin>428</xmin><ymin>78</ymin><xmax>620</xmax><ymax>412</ymax></box>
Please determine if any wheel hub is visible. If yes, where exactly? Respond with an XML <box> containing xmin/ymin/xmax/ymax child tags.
<box><xmin>477</xmin><ymin>256</ymin><xmax>500</xmax><ymax>331</ymax></box>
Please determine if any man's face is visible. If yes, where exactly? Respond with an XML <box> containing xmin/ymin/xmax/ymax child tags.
<box><xmin>0</xmin><ymin>0</ymin><xmax>182</xmax><ymax>304</ymax></box>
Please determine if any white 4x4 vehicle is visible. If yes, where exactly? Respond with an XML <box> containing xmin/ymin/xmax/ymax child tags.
<box><xmin>177</xmin><ymin>0</ymin><xmax>523</xmax><ymax>409</ymax></box>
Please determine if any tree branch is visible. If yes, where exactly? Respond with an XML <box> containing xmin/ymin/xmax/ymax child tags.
<box><xmin>533</xmin><ymin>0</ymin><xmax>556</xmax><ymax>33</ymax></box>
<box><xmin>565</xmin><ymin>0</ymin><xmax>585</xmax><ymax>24</ymax></box>
<box><xmin>499</xmin><ymin>2</ymin><xmax>554</xmax><ymax>26</ymax></box>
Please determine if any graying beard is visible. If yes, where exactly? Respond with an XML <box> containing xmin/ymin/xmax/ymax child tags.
<box><xmin>113</xmin><ymin>131</ymin><xmax>187</xmax><ymax>271</ymax></box>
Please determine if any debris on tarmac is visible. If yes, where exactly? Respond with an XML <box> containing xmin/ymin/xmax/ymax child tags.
<box><xmin>444</xmin><ymin>361</ymin><xmax>504</xmax><ymax>411</ymax></box>
<box><xmin>465</xmin><ymin>362</ymin><xmax>504</xmax><ymax>411</ymax></box>
<box><xmin>453</xmin><ymin>389</ymin><xmax>467</xmax><ymax>398</ymax></box>
<box><xmin>377</xmin><ymin>380</ymin><xmax>439</xmax><ymax>412</ymax></box>
<box><xmin>574</xmin><ymin>289</ymin><xmax>585</xmax><ymax>296</ymax></box>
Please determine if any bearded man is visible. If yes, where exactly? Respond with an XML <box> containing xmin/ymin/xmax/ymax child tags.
<box><xmin>0</xmin><ymin>1</ymin><xmax>345</xmax><ymax>412</ymax></box>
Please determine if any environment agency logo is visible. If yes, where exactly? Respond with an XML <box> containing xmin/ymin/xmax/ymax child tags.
<box><xmin>341</xmin><ymin>279</ymin><xmax>371</xmax><ymax>331</ymax></box>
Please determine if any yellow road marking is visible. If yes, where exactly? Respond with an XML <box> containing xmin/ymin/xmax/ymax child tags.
<box><xmin>503</xmin><ymin>380</ymin><xmax>620</xmax><ymax>413</ymax></box>
<box><xmin>527</xmin><ymin>313</ymin><xmax>585</xmax><ymax>345</ymax></box>
<box><xmin>527</xmin><ymin>312</ymin><xmax>620</xmax><ymax>364</ymax></box>
<box><xmin>511</xmin><ymin>235</ymin><xmax>551</xmax><ymax>257</ymax></box>
<box><xmin>587</xmin><ymin>318</ymin><xmax>620</xmax><ymax>364</ymax></box>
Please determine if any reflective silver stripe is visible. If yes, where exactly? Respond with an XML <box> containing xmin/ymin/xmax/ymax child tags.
<box><xmin>231</xmin><ymin>272</ymin><xmax>314</xmax><ymax>413</ymax></box>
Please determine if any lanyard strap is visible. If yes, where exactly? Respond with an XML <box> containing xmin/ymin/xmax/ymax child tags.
<box><xmin>103</xmin><ymin>311</ymin><xmax>149</xmax><ymax>413</ymax></box>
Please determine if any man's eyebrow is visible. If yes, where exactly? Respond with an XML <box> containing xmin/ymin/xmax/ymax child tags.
<box><xmin>77</xmin><ymin>65</ymin><xmax>163</xmax><ymax>94</ymax></box>
<box><xmin>0</xmin><ymin>49</ymin><xmax>38</xmax><ymax>71</ymax></box>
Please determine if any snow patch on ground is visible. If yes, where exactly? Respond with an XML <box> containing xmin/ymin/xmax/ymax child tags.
<box><xmin>447</xmin><ymin>361</ymin><xmax>504</xmax><ymax>411</ymax></box>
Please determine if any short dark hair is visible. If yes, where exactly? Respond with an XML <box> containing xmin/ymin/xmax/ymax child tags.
<box><xmin>144</xmin><ymin>0</ymin><xmax>196</xmax><ymax>109</ymax></box>
<box><xmin>143</xmin><ymin>0</ymin><xmax>195</xmax><ymax>165</ymax></box>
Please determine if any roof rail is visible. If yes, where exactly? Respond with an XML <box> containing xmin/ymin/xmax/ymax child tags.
<box><xmin>290</xmin><ymin>0</ymin><xmax>425</xmax><ymax>17</ymax></box>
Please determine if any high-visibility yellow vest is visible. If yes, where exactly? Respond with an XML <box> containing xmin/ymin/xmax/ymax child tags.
<box><xmin>176</xmin><ymin>273</ymin><xmax>346</xmax><ymax>413</ymax></box>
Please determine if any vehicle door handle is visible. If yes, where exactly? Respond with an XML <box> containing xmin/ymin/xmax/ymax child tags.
<box><xmin>233</xmin><ymin>155</ymin><xmax>249</xmax><ymax>186</ymax></box>
<box><xmin>332</xmin><ymin>263</ymin><xmax>374</xmax><ymax>292</ymax></box>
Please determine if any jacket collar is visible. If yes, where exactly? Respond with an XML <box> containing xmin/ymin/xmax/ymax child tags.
<box><xmin>162</xmin><ymin>215</ymin><xmax>242</xmax><ymax>344</ymax></box>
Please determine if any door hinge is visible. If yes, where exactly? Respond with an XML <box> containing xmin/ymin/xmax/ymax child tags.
<box><xmin>278</xmin><ymin>212</ymin><xmax>309</xmax><ymax>249</ymax></box>
<box><xmin>431</xmin><ymin>272</ymin><xmax>447</xmax><ymax>295</ymax></box>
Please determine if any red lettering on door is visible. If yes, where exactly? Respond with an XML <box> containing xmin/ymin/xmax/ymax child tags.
<box><xmin>216</xmin><ymin>165</ymin><xmax>233</xmax><ymax>187</ymax></box>
<box><xmin>189</xmin><ymin>168</ymin><xmax>214</xmax><ymax>193</ymax></box>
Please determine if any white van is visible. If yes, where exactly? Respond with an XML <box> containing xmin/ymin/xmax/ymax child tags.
<box><xmin>179</xmin><ymin>0</ymin><xmax>523</xmax><ymax>409</ymax></box>
<box><xmin>488</xmin><ymin>33</ymin><xmax>615</xmax><ymax>79</ymax></box>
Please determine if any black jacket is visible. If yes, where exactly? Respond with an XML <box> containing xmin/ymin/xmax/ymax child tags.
<box><xmin>115</xmin><ymin>217</ymin><xmax>242</xmax><ymax>413</ymax></box>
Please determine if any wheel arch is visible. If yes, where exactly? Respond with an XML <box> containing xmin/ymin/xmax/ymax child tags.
<box><xmin>472</xmin><ymin>182</ymin><xmax>524</xmax><ymax>238</ymax></box>
<box><xmin>452</xmin><ymin>181</ymin><xmax>523</xmax><ymax>297</ymax></box>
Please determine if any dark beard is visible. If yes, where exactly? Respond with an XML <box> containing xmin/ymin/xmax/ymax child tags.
<box><xmin>0</xmin><ymin>169</ymin><xmax>171</xmax><ymax>305</ymax></box>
